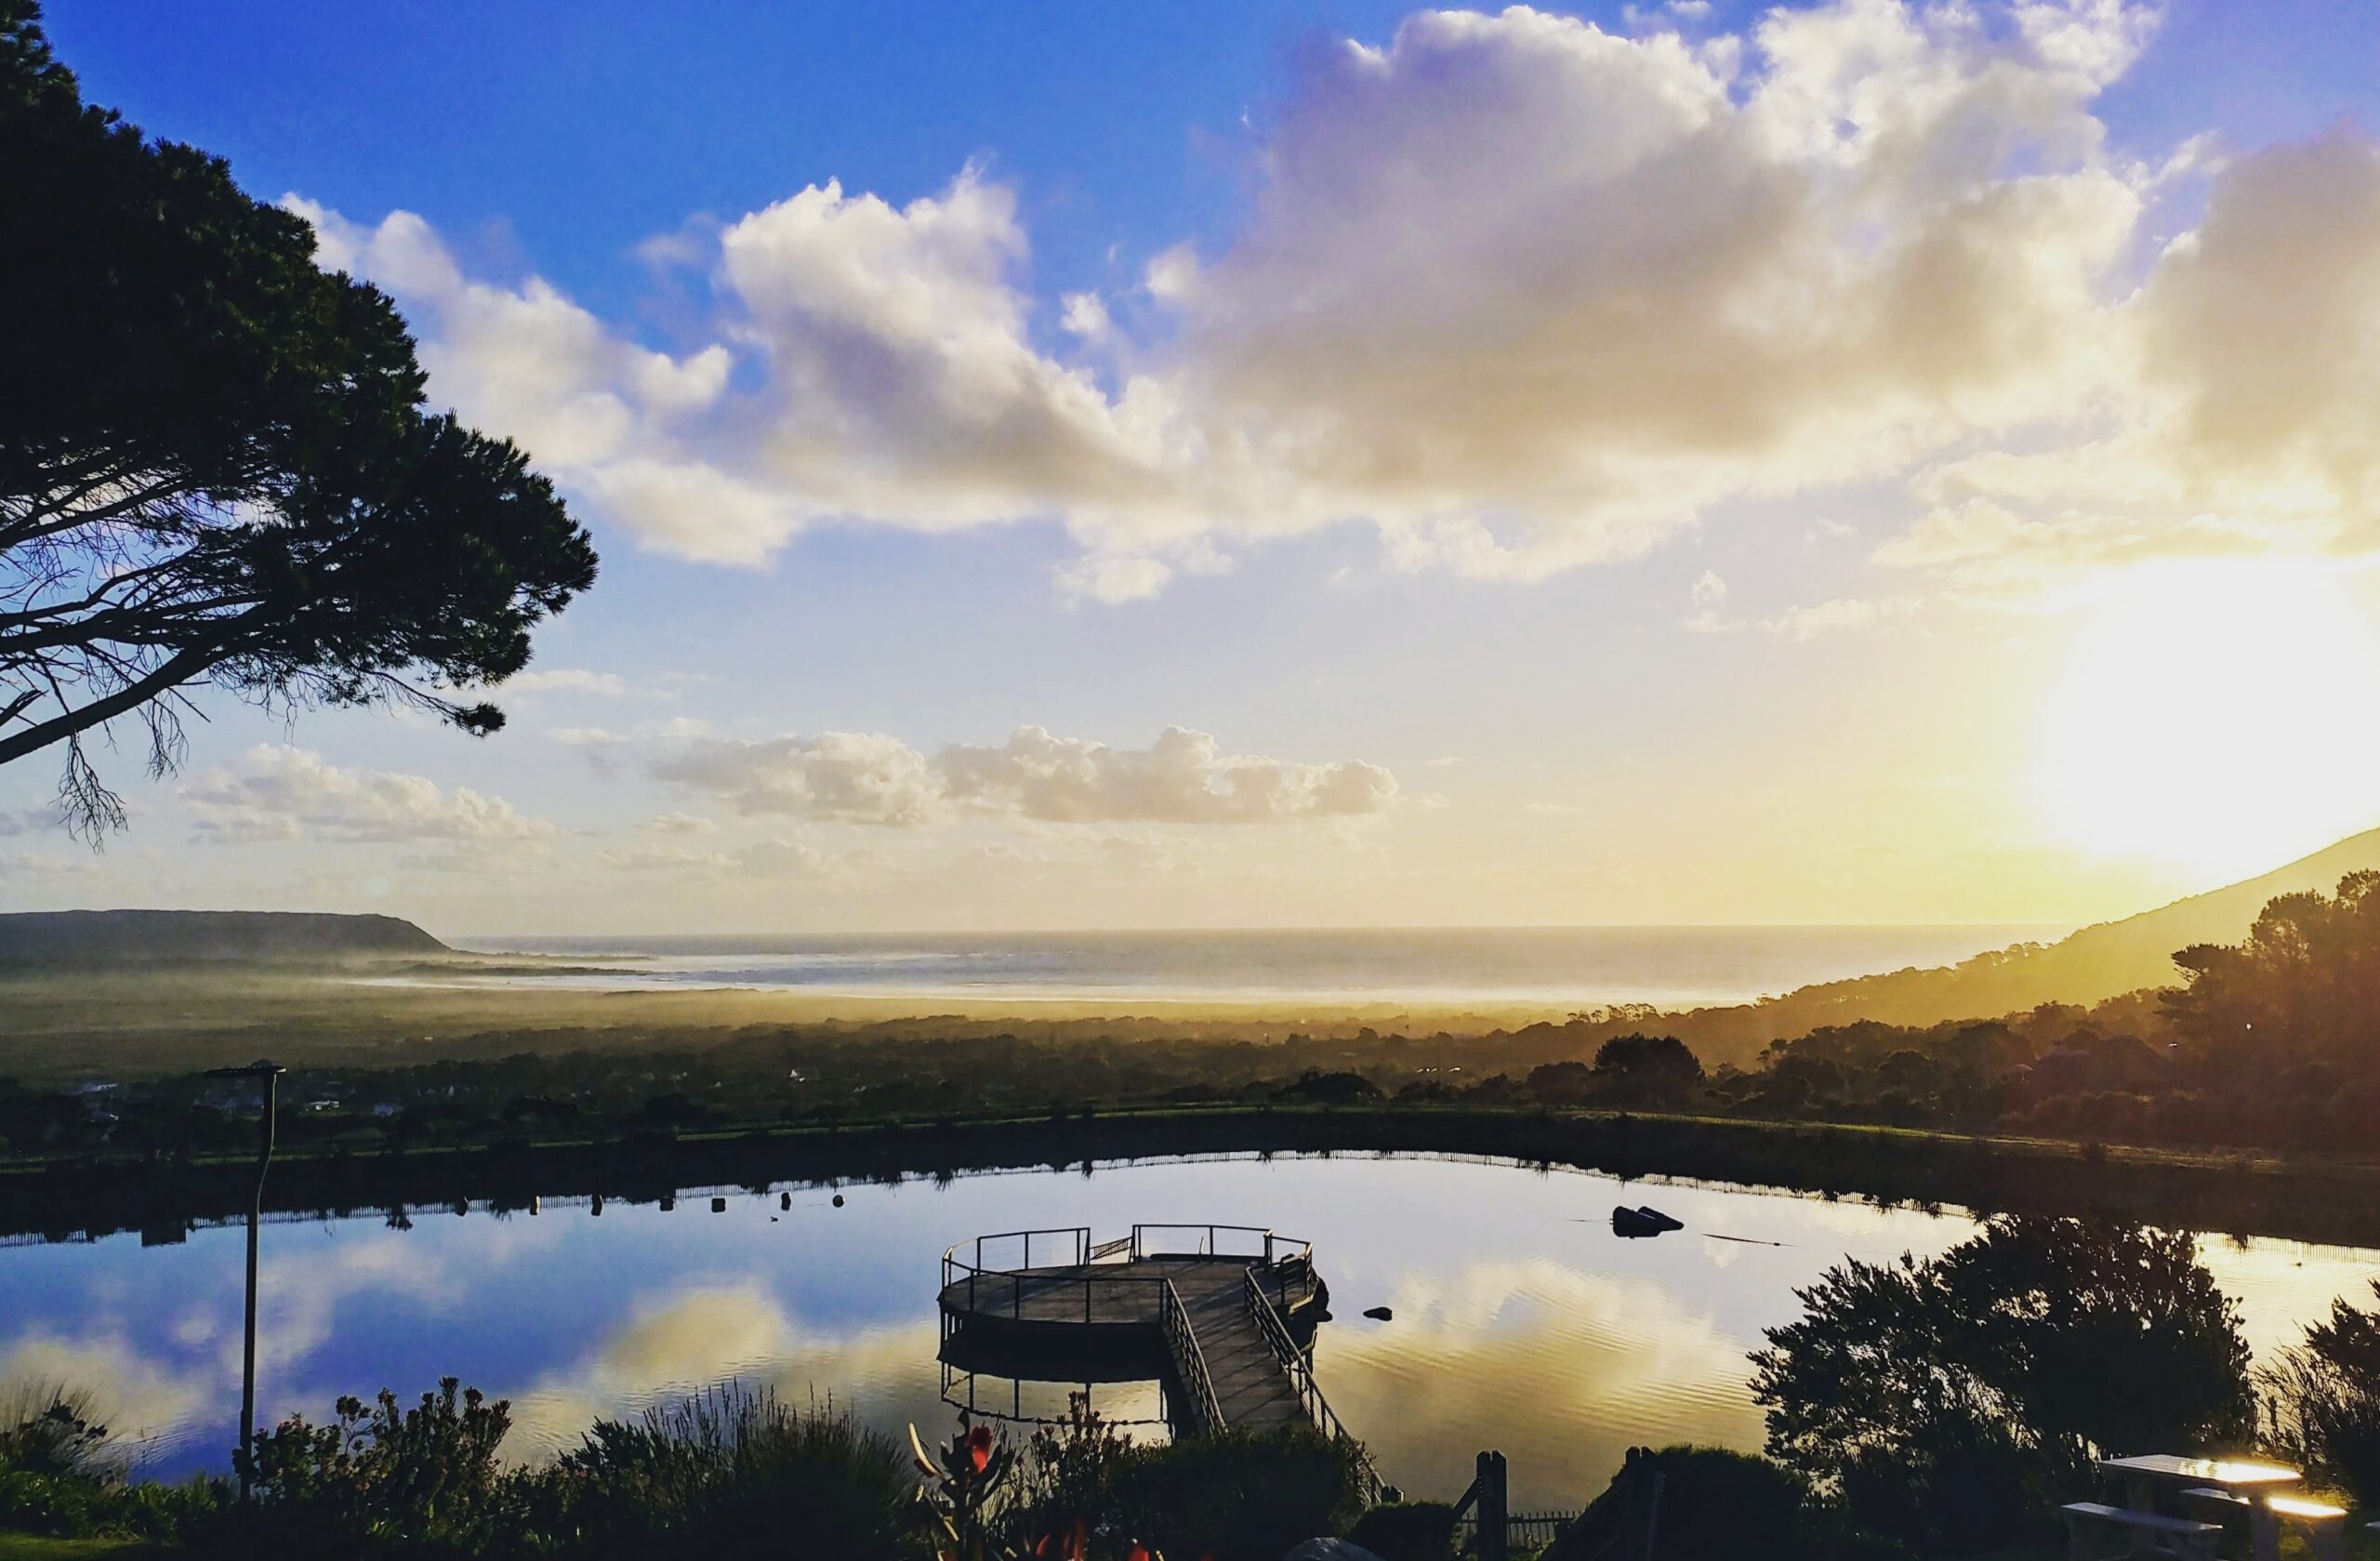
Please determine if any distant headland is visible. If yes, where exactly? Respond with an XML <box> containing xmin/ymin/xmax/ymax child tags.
<box><xmin>0</xmin><ymin>909</ymin><xmax>449</xmax><ymax>967</ymax></box>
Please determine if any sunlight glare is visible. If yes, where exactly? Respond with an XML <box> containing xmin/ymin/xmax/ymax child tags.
<box><xmin>2031</xmin><ymin>562</ymin><xmax>2380</xmax><ymax>882</ymax></box>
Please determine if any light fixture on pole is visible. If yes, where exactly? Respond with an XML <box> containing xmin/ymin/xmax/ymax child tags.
<box><xmin>203</xmin><ymin>1060</ymin><xmax>284</xmax><ymax>1500</ymax></box>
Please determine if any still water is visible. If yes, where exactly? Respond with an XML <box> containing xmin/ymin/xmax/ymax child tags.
<box><xmin>3</xmin><ymin>1154</ymin><xmax>2372</xmax><ymax>1509</ymax></box>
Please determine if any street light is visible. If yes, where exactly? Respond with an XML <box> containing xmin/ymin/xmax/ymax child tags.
<box><xmin>203</xmin><ymin>1060</ymin><xmax>284</xmax><ymax>1500</ymax></box>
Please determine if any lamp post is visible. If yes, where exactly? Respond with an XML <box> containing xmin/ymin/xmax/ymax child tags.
<box><xmin>204</xmin><ymin>1060</ymin><xmax>284</xmax><ymax>1499</ymax></box>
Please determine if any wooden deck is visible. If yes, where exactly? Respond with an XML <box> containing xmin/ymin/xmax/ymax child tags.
<box><xmin>937</xmin><ymin>1245</ymin><xmax>1326</xmax><ymax>1435</ymax></box>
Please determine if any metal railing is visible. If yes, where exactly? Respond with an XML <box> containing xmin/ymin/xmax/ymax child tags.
<box><xmin>941</xmin><ymin>1253</ymin><xmax>1176</xmax><ymax>1330</ymax></box>
<box><xmin>1130</xmin><ymin>1223</ymin><xmax>1308</xmax><ymax>1263</ymax></box>
<box><xmin>1158</xmin><ymin>1278</ymin><xmax>1225</xmax><ymax>1435</ymax></box>
<box><xmin>1242</xmin><ymin>1267</ymin><xmax>1382</xmax><ymax>1503</ymax></box>
<box><xmin>961</xmin><ymin>1225</ymin><xmax>1091</xmax><ymax>1273</ymax></box>
<box><xmin>1458</xmin><ymin>1511</ymin><xmax>1580</xmax><ymax>1554</ymax></box>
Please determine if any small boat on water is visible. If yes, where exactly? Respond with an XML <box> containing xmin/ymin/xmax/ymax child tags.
<box><xmin>1611</xmin><ymin>1205</ymin><xmax>1685</xmax><ymax>1238</ymax></box>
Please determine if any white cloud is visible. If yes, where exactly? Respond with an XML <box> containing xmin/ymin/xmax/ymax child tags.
<box><xmin>651</xmin><ymin>724</ymin><xmax>1400</xmax><ymax>828</ymax></box>
<box><xmin>593</xmin><ymin>837</ymin><xmax>840</xmax><ymax>880</ymax></box>
<box><xmin>183</xmin><ymin>746</ymin><xmax>557</xmax><ymax>845</ymax></box>
<box><xmin>501</xmin><ymin>668</ymin><xmax>631</xmax><ymax>696</ymax></box>
<box><xmin>1684</xmin><ymin>569</ymin><xmax>1734</xmax><ymax>631</ymax></box>
<box><xmin>937</xmin><ymin>724</ymin><xmax>1399</xmax><ymax>825</ymax></box>
<box><xmin>1765</xmin><ymin>595</ymin><xmax>1922</xmax><ymax>639</ymax></box>
<box><xmin>641</xmin><ymin>811</ymin><xmax>718</xmax><ymax>836</ymax></box>
<box><xmin>1878</xmin><ymin>129</ymin><xmax>2380</xmax><ymax>599</ymax></box>
<box><xmin>284</xmin><ymin>0</ymin><xmax>2219</xmax><ymax>601</ymax></box>
<box><xmin>653</xmin><ymin>731</ymin><xmax>948</xmax><ymax>827</ymax></box>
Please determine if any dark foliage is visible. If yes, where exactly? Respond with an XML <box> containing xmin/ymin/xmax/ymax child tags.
<box><xmin>1751</xmin><ymin>1215</ymin><xmax>2254</xmax><ymax>1554</ymax></box>
<box><xmin>229</xmin><ymin>1378</ymin><xmax>512</xmax><ymax>1555</ymax></box>
<box><xmin>2263</xmin><ymin>1279</ymin><xmax>2380</xmax><ymax>1505</ymax></box>
<box><xmin>1549</xmin><ymin>1445</ymin><xmax>1842</xmax><ymax>1561</ymax></box>
<box><xmin>524</xmin><ymin>1383</ymin><xmax>914</xmax><ymax>1560</ymax></box>
<box><xmin>1011</xmin><ymin>1398</ymin><xmax>1366</xmax><ymax>1561</ymax></box>
<box><xmin>0</xmin><ymin>1</ymin><xmax>596</xmax><ymax>834</ymax></box>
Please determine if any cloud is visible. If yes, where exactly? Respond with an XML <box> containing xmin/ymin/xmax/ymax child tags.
<box><xmin>937</xmin><ymin>725</ymin><xmax>1399</xmax><ymax>825</ymax></box>
<box><xmin>501</xmin><ymin>668</ymin><xmax>631</xmax><ymax>696</ymax></box>
<box><xmin>183</xmin><ymin>746</ymin><xmax>557</xmax><ymax>845</ymax></box>
<box><xmin>1684</xmin><ymin>569</ymin><xmax>1733</xmax><ymax>632</ymax></box>
<box><xmin>1879</xmin><ymin>128</ymin><xmax>2380</xmax><ymax>600</ymax></box>
<box><xmin>285</xmin><ymin>0</ymin><xmax>2210</xmax><ymax>599</ymax></box>
<box><xmin>500</xmin><ymin>1282</ymin><xmax>939</xmax><ymax>1463</ymax></box>
<box><xmin>653</xmin><ymin>731</ymin><xmax>948</xmax><ymax>827</ymax></box>
<box><xmin>0</xmin><ymin>1329</ymin><xmax>212</xmax><ymax>1459</ymax></box>
<box><xmin>653</xmin><ymin>724</ymin><xmax>1400</xmax><ymax>829</ymax></box>
<box><xmin>1764</xmin><ymin>594</ymin><xmax>1922</xmax><ymax>639</ymax></box>
<box><xmin>641</xmin><ymin>811</ymin><xmax>718</xmax><ymax>836</ymax></box>
<box><xmin>593</xmin><ymin>837</ymin><xmax>841</xmax><ymax>880</ymax></box>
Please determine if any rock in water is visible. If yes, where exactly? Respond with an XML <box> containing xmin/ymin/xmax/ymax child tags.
<box><xmin>1612</xmin><ymin>1206</ymin><xmax>1661</xmax><ymax>1237</ymax></box>
<box><xmin>1362</xmin><ymin>1305</ymin><xmax>1394</xmax><ymax>1321</ymax></box>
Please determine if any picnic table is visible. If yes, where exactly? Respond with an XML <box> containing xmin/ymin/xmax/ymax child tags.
<box><xmin>2094</xmin><ymin>1456</ymin><xmax>2305</xmax><ymax>1561</ymax></box>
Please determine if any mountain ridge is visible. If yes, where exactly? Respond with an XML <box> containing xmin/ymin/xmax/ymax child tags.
<box><xmin>0</xmin><ymin>909</ymin><xmax>449</xmax><ymax>966</ymax></box>
<box><xmin>1654</xmin><ymin>827</ymin><xmax>2380</xmax><ymax>1062</ymax></box>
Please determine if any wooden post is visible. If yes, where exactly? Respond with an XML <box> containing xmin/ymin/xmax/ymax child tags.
<box><xmin>1475</xmin><ymin>1449</ymin><xmax>1509</xmax><ymax>1561</ymax></box>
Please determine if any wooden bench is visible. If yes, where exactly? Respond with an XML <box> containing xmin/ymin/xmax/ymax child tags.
<box><xmin>2062</xmin><ymin>1501</ymin><xmax>2221</xmax><ymax>1560</ymax></box>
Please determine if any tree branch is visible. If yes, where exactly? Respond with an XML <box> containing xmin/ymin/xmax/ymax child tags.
<box><xmin>0</xmin><ymin>639</ymin><xmax>233</xmax><ymax>767</ymax></box>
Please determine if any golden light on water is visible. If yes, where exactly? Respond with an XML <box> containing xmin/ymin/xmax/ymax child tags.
<box><xmin>2031</xmin><ymin>562</ymin><xmax>2380</xmax><ymax>882</ymax></box>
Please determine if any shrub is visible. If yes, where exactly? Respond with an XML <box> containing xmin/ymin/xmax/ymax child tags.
<box><xmin>529</xmin><ymin>1382</ymin><xmax>917</xmax><ymax>1560</ymax></box>
<box><xmin>0</xmin><ymin>1381</ymin><xmax>119</xmax><ymax>1482</ymax></box>
<box><xmin>1344</xmin><ymin>1498</ymin><xmax>1458</xmax><ymax>1560</ymax></box>
<box><xmin>1550</xmin><ymin>1446</ymin><xmax>1828</xmax><ymax>1561</ymax></box>
<box><xmin>2263</xmin><ymin>1280</ymin><xmax>2380</xmax><ymax>1503</ymax></box>
<box><xmin>228</xmin><ymin>1377</ymin><xmax>512</xmax><ymax>1554</ymax></box>
<box><xmin>1012</xmin><ymin>1401</ymin><xmax>1364</xmax><ymax>1561</ymax></box>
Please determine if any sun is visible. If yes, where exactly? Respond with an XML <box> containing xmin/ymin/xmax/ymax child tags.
<box><xmin>2030</xmin><ymin>561</ymin><xmax>2380</xmax><ymax>883</ymax></box>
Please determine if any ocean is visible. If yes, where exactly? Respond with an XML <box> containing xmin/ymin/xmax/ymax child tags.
<box><xmin>446</xmin><ymin>925</ymin><xmax>2064</xmax><ymax>1011</ymax></box>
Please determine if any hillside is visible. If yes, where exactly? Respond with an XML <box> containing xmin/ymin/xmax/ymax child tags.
<box><xmin>0</xmin><ymin>909</ymin><xmax>449</xmax><ymax>967</ymax></box>
<box><xmin>1657</xmin><ymin>827</ymin><xmax>2380</xmax><ymax>1063</ymax></box>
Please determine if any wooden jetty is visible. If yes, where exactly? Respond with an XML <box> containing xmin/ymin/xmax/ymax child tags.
<box><xmin>936</xmin><ymin>1223</ymin><xmax>1376</xmax><ymax>1492</ymax></box>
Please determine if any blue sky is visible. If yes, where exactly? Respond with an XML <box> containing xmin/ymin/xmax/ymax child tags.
<box><xmin>9</xmin><ymin>0</ymin><xmax>2380</xmax><ymax>933</ymax></box>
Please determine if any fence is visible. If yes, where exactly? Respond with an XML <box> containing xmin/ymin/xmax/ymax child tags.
<box><xmin>1157</xmin><ymin>1278</ymin><xmax>1224</xmax><ymax>1435</ymax></box>
<box><xmin>1241</xmin><ymin>1266</ymin><xmax>1382</xmax><ymax>1504</ymax></box>
<box><xmin>1457</xmin><ymin>1510</ymin><xmax>1581</xmax><ymax>1554</ymax></box>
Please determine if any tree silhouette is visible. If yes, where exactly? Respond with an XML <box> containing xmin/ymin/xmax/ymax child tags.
<box><xmin>0</xmin><ymin>2</ymin><xmax>596</xmax><ymax>835</ymax></box>
<box><xmin>1752</xmin><ymin>1215</ymin><xmax>2253</xmax><ymax>1552</ymax></box>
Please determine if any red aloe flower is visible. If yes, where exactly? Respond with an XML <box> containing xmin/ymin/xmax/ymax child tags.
<box><xmin>964</xmin><ymin>1423</ymin><xmax>995</xmax><ymax>1475</ymax></box>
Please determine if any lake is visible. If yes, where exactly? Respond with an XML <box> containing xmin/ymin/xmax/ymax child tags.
<box><xmin>3</xmin><ymin>1152</ymin><xmax>2370</xmax><ymax>1510</ymax></box>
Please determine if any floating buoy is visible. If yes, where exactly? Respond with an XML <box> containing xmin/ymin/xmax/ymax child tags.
<box><xmin>710</xmin><ymin>1196</ymin><xmax>727</xmax><ymax>1213</ymax></box>
<box><xmin>660</xmin><ymin>1195</ymin><xmax>675</xmax><ymax>1212</ymax></box>
<box><xmin>780</xmin><ymin>1191</ymin><xmax>791</xmax><ymax>1210</ymax></box>
<box><xmin>832</xmin><ymin>1194</ymin><xmax>845</xmax><ymax>1208</ymax></box>
<box><xmin>591</xmin><ymin>1196</ymin><xmax>603</xmax><ymax>1217</ymax></box>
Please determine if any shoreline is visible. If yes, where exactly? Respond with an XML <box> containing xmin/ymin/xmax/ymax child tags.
<box><xmin>9</xmin><ymin>1105</ymin><xmax>2380</xmax><ymax>1251</ymax></box>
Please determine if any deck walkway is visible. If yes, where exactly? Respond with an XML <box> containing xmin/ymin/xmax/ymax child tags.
<box><xmin>935</xmin><ymin>1225</ymin><xmax>1342</xmax><ymax>1438</ymax></box>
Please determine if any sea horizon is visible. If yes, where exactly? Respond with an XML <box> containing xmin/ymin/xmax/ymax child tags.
<box><xmin>439</xmin><ymin>923</ymin><xmax>2072</xmax><ymax>1012</ymax></box>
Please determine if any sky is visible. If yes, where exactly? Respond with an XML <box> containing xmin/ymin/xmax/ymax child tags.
<box><xmin>7</xmin><ymin>0</ymin><xmax>2380</xmax><ymax>935</ymax></box>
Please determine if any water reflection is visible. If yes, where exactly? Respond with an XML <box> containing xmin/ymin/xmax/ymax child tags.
<box><xmin>0</xmin><ymin>1154</ymin><xmax>2374</xmax><ymax>1512</ymax></box>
